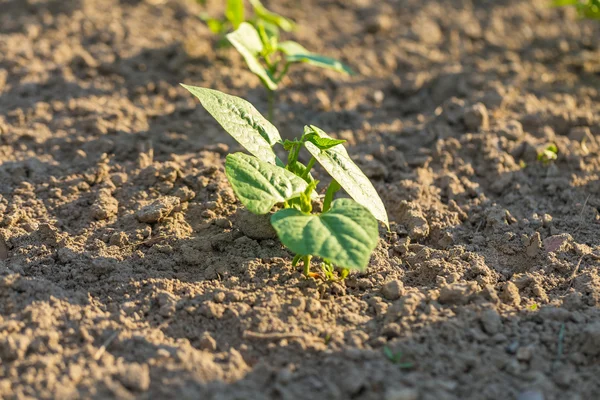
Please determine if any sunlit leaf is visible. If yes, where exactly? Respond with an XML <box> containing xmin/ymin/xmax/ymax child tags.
<box><xmin>181</xmin><ymin>85</ymin><xmax>280</xmax><ymax>164</ymax></box>
<box><xmin>226</xmin><ymin>153</ymin><xmax>309</xmax><ymax>214</ymax></box>
<box><xmin>271</xmin><ymin>198</ymin><xmax>379</xmax><ymax>270</ymax></box>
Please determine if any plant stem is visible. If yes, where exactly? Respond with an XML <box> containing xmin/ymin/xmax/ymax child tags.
<box><xmin>267</xmin><ymin>89</ymin><xmax>275</xmax><ymax>122</ymax></box>
<box><xmin>292</xmin><ymin>254</ymin><xmax>302</xmax><ymax>267</ymax></box>
<box><xmin>300</xmin><ymin>157</ymin><xmax>316</xmax><ymax>180</ymax></box>
<box><xmin>286</xmin><ymin>142</ymin><xmax>301</xmax><ymax>169</ymax></box>
<box><xmin>323</xmin><ymin>179</ymin><xmax>341</xmax><ymax>212</ymax></box>
<box><xmin>276</xmin><ymin>62</ymin><xmax>290</xmax><ymax>83</ymax></box>
<box><xmin>303</xmin><ymin>255</ymin><xmax>312</xmax><ymax>276</ymax></box>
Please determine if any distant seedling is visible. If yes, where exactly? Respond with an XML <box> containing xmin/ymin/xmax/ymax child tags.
<box><xmin>181</xmin><ymin>85</ymin><xmax>388</xmax><ymax>278</ymax></box>
<box><xmin>197</xmin><ymin>1</ymin><xmax>353</xmax><ymax>120</ymax></box>
<box><xmin>197</xmin><ymin>0</ymin><xmax>295</xmax><ymax>41</ymax></box>
<box><xmin>552</xmin><ymin>0</ymin><xmax>600</xmax><ymax>19</ymax></box>
<box><xmin>537</xmin><ymin>143</ymin><xmax>558</xmax><ymax>164</ymax></box>
<box><xmin>226</xmin><ymin>22</ymin><xmax>353</xmax><ymax>121</ymax></box>
<box><xmin>383</xmin><ymin>347</ymin><xmax>414</xmax><ymax>369</ymax></box>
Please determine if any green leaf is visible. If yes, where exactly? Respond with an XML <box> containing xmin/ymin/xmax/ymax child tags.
<box><xmin>225</xmin><ymin>0</ymin><xmax>245</xmax><ymax>29</ymax></box>
<box><xmin>249</xmin><ymin>0</ymin><xmax>295</xmax><ymax>32</ymax></box>
<box><xmin>225</xmin><ymin>153</ymin><xmax>309</xmax><ymax>214</ymax></box>
<box><xmin>303</xmin><ymin>125</ymin><xmax>389</xmax><ymax>227</ymax></box>
<box><xmin>261</xmin><ymin>20</ymin><xmax>280</xmax><ymax>45</ymax></box>
<box><xmin>271</xmin><ymin>198</ymin><xmax>379</xmax><ymax>271</ymax></box>
<box><xmin>303</xmin><ymin>131</ymin><xmax>347</xmax><ymax>150</ymax></box>
<box><xmin>323</xmin><ymin>179</ymin><xmax>340</xmax><ymax>212</ymax></box>
<box><xmin>292</xmin><ymin>160</ymin><xmax>315</xmax><ymax>183</ymax></box>
<box><xmin>278</xmin><ymin>41</ymin><xmax>354</xmax><ymax>75</ymax></box>
<box><xmin>180</xmin><ymin>85</ymin><xmax>281</xmax><ymax>164</ymax></box>
<box><xmin>277</xmin><ymin>41</ymin><xmax>309</xmax><ymax>56</ymax></box>
<box><xmin>289</xmin><ymin>54</ymin><xmax>354</xmax><ymax>75</ymax></box>
<box><xmin>226</xmin><ymin>23</ymin><xmax>278</xmax><ymax>90</ymax></box>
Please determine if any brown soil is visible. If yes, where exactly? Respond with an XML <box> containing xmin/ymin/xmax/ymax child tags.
<box><xmin>1</xmin><ymin>0</ymin><xmax>600</xmax><ymax>399</ymax></box>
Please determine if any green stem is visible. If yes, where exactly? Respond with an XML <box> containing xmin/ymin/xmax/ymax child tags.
<box><xmin>292</xmin><ymin>254</ymin><xmax>302</xmax><ymax>267</ymax></box>
<box><xmin>267</xmin><ymin>89</ymin><xmax>275</xmax><ymax>122</ymax></box>
<box><xmin>286</xmin><ymin>142</ymin><xmax>301</xmax><ymax>170</ymax></box>
<box><xmin>275</xmin><ymin>62</ymin><xmax>290</xmax><ymax>83</ymax></box>
<box><xmin>323</xmin><ymin>179</ymin><xmax>341</xmax><ymax>212</ymax></box>
<box><xmin>300</xmin><ymin>157</ymin><xmax>316</xmax><ymax>180</ymax></box>
<box><xmin>303</xmin><ymin>255</ymin><xmax>312</xmax><ymax>276</ymax></box>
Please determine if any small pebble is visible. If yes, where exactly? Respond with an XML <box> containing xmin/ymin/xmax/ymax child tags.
<box><xmin>463</xmin><ymin>102</ymin><xmax>489</xmax><ymax>131</ymax></box>
<box><xmin>385</xmin><ymin>388</ymin><xmax>418</xmax><ymax>400</ymax></box>
<box><xmin>136</xmin><ymin>197</ymin><xmax>180</xmax><ymax>223</ymax></box>
<box><xmin>381</xmin><ymin>280</ymin><xmax>405</xmax><ymax>301</ymax></box>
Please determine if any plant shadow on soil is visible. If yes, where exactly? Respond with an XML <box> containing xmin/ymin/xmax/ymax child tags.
<box><xmin>1</xmin><ymin>255</ymin><xmax>593</xmax><ymax>399</ymax></box>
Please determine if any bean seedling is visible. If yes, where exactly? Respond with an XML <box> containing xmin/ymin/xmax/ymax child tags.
<box><xmin>537</xmin><ymin>143</ymin><xmax>558</xmax><ymax>164</ymax></box>
<box><xmin>181</xmin><ymin>85</ymin><xmax>388</xmax><ymax>277</ymax></box>
<box><xmin>197</xmin><ymin>0</ymin><xmax>295</xmax><ymax>45</ymax></box>
<box><xmin>383</xmin><ymin>346</ymin><xmax>414</xmax><ymax>369</ymax></box>
<box><xmin>226</xmin><ymin>21</ymin><xmax>353</xmax><ymax>121</ymax></box>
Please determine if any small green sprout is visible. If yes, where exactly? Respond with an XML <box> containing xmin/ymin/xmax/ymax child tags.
<box><xmin>527</xmin><ymin>303</ymin><xmax>539</xmax><ymax>311</ymax></box>
<box><xmin>519</xmin><ymin>159</ymin><xmax>527</xmax><ymax>169</ymax></box>
<box><xmin>320</xmin><ymin>260</ymin><xmax>350</xmax><ymax>281</ymax></box>
<box><xmin>552</xmin><ymin>0</ymin><xmax>600</xmax><ymax>19</ymax></box>
<box><xmin>537</xmin><ymin>143</ymin><xmax>558</xmax><ymax>164</ymax></box>
<box><xmin>181</xmin><ymin>85</ymin><xmax>388</xmax><ymax>276</ymax></box>
<box><xmin>383</xmin><ymin>347</ymin><xmax>414</xmax><ymax>369</ymax></box>
<box><xmin>226</xmin><ymin>22</ymin><xmax>353</xmax><ymax>121</ymax></box>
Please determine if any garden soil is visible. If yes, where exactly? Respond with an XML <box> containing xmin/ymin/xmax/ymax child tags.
<box><xmin>1</xmin><ymin>0</ymin><xmax>600</xmax><ymax>399</ymax></box>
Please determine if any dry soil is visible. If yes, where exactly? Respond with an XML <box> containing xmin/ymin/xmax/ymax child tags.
<box><xmin>1</xmin><ymin>0</ymin><xmax>600</xmax><ymax>399</ymax></box>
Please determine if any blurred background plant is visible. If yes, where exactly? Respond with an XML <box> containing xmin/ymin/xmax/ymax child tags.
<box><xmin>195</xmin><ymin>0</ymin><xmax>294</xmax><ymax>46</ymax></box>
<box><xmin>195</xmin><ymin>0</ymin><xmax>353</xmax><ymax>121</ymax></box>
<box><xmin>226</xmin><ymin>22</ymin><xmax>353</xmax><ymax>121</ymax></box>
<box><xmin>552</xmin><ymin>0</ymin><xmax>600</xmax><ymax>19</ymax></box>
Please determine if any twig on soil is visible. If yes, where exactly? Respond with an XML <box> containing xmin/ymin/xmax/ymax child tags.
<box><xmin>93</xmin><ymin>331</ymin><xmax>119</xmax><ymax>361</ymax></box>
<box><xmin>569</xmin><ymin>255</ymin><xmax>585</xmax><ymax>280</ymax></box>
<box><xmin>474</xmin><ymin>219</ymin><xmax>485</xmax><ymax>233</ymax></box>
<box><xmin>243</xmin><ymin>330</ymin><xmax>308</xmax><ymax>341</ymax></box>
<box><xmin>132</xmin><ymin>235</ymin><xmax>171</xmax><ymax>248</ymax></box>
<box><xmin>575</xmin><ymin>194</ymin><xmax>591</xmax><ymax>232</ymax></box>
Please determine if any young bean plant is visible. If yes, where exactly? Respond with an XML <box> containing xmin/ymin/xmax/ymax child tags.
<box><xmin>226</xmin><ymin>22</ymin><xmax>353</xmax><ymax>121</ymax></box>
<box><xmin>197</xmin><ymin>0</ymin><xmax>295</xmax><ymax>44</ymax></box>
<box><xmin>181</xmin><ymin>85</ymin><xmax>388</xmax><ymax>278</ymax></box>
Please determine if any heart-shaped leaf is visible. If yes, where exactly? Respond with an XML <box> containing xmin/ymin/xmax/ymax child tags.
<box><xmin>226</xmin><ymin>23</ymin><xmax>278</xmax><ymax>90</ymax></box>
<box><xmin>303</xmin><ymin>125</ymin><xmax>389</xmax><ymax>227</ymax></box>
<box><xmin>226</xmin><ymin>153</ymin><xmax>309</xmax><ymax>214</ymax></box>
<box><xmin>278</xmin><ymin>41</ymin><xmax>353</xmax><ymax>75</ymax></box>
<box><xmin>271</xmin><ymin>198</ymin><xmax>379</xmax><ymax>271</ymax></box>
<box><xmin>181</xmin><ymin>85</ymin><xmax>281</xmax><ymax>164</ymax></box>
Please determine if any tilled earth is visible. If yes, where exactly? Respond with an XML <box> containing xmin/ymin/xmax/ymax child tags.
<box><xmin>1</xmin><ymin>0</ymin><xmax>600</xmax><ymax>399</ymax></box>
